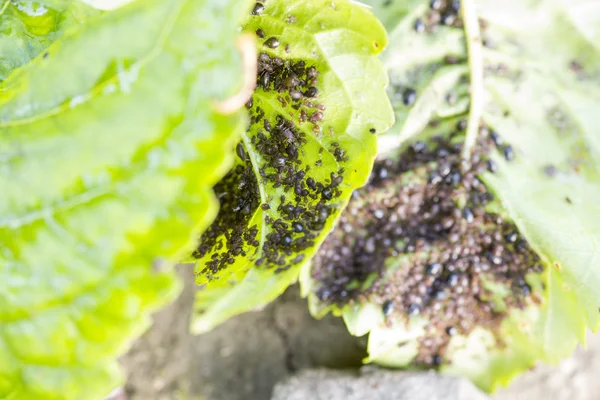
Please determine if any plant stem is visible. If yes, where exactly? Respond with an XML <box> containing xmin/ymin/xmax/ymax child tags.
<box><xmin>460</xmin><ymin>0</ymin><xmax>484</xmax><ymax>160</ymax></box>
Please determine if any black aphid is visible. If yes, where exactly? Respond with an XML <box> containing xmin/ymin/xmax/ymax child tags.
<box><xmin>252</xmin><ymin>2</ymin><xmax>265</xmax><ymax>15</ymax></box>
<box><xmin>414</xmin><ymin>18</ymin><xmax>425</xmax><ymax>33</ymax></box>
<box><xmin>503</xmin><ymin>145</ymin><xmax>515</xmax><ymax>161</ymax></box>
<box><xmin>236</xmin><ymin>143</ymin><xmax>247</xmax><ymax>162</ymax></box>
<box><xmin>402</xmin><ymin>88</ymin><xmax>417</xmax><ymax>107</ymax></box>
<box><xmin>382</xmin><ymin>300</ymin><xmax>394</xmax><ymax>316</ymax></box>
<box><xmin>264</xmin><ymin>37</ymin><xmax>280</xmax><ymax>48</ymax></box>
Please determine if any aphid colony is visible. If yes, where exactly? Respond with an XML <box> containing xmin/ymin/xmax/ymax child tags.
<box><xmin>390</xmin><ymin>0</ymin><xmax>466</xmax><ymax>115</ymax></box>
<box><xmin>411</xmin><ymin>0</ymin><xmax>463</xmax><ymax>36</ymax></box>
<box><xmin>194</xmin><ymin>4</ymin><xmax>350</xmax><ymax>278</ymax></box>
<box><xmin>311</xmin><ymin>125</ymin><xmax>545</xmax><ymax>368</ymax></box>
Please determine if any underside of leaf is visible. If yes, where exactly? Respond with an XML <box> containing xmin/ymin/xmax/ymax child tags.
<box><xmin>190</xmin><ymin>0</ymin><xmax>394</xmax><ymax>333</ymax></box>
<box><xmin>303</xmin><ymin>0</ymin><xmax>600</xmax><ymax>392</ymax></box>
<box><xmin>1</xmin><ymin>0</ymin><xmax>251</xmax><ymax>398</ymax></box>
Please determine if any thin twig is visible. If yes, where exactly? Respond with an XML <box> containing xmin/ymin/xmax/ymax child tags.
<box><xmin>460</xmin><ymin>0</ymin><xmax>484</xmax><ymax>160</ymax></box>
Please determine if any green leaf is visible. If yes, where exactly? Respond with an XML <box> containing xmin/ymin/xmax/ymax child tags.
<box><xmin>191</xmin><ymin>0</ymin><xmax>394</xmax><ymax>333</ymax></box>
<box><xmin>0</xmin><ymin>0</ymin><xmax>251</xmax><ymax>398</ymax></box>
<box><xmin>0</xmin><ymin>0</ymin><xmax>101</xmax><ymax>82</ymax></box>
<box><xmin>303</xmin><ymin>0</ymin><xmax>600</xmax><ymax>391</ymax></box>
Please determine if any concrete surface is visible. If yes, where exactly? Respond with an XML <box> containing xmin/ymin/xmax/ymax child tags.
<box><xmin>121</xmin><ymin>266</ymin><xmax>600</xmax><ymax>400</ymax></box>
<box><xmin>271</xmin><ymin>369</ymin><xmax>489</xmax><ymax>400</ymax></box>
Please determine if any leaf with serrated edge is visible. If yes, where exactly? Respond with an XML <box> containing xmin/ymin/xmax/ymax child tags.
<box><xmin>0</xmin><ymin>0</ymin><xmax>251</xmax><ymax>398</ymax></box>
<box><xmin>191</xmin><ymin>0</ymin><xmax>394</xmax><ymax>334</ymax></box>
<box><xmin>302</xmin><ymin>0</ymin><xmax>600</xmax><ymax>392</ymax></box>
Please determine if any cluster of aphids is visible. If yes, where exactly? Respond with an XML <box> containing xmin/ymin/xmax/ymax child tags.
<box><xmin>311</xmin><ymin>123</ymin><xmax>544</xmax><ymax>368</ymax></box>
<box><xmin>387</xmin><ymin>0</ymin><xmax>467</xmax><ymax>111</ymax></box>
<box><xmin>194</xmin><ymin>1</ymin><xmax>349</xmax><ymax>278</ymax></box>
<box><xmin>411</xmin><ymin>0</ymin><xmax>463</xmax><ymax>34</ymax></box>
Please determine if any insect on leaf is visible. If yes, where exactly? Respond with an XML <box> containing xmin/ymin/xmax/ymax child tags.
<box><xmin>191</xmin><ymin>0</ymin><xmax>394</xmax><ymax>334</ymax></box>
<box><xmin>303</xmin><ymin>0</ymin><xmax>600</xmax><ymax>392</ymax></box>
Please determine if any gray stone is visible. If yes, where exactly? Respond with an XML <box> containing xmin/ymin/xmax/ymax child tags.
<box><xmin>271</xmin><ymin>368</ymin><xmax>490</xmax><ymax>400</ymax></box>
<box><xmin>122</xmin><ymin>269</ymin><xmax>600</xmax><ymax>400</ymax></box>
<box><xmin>493</xmin><ymin>333</ymin><xmax>600</xmax><ymax>400</ymax></box>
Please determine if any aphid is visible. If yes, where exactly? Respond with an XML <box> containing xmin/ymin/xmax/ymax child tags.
<box><xmin>252</xmin><ymin>2</ymin><xmax>265</xmax><ymax>15</ymax></box>
<box><xmin>408</xmin><ymin>303</ymin><xmax>421</xmax><ymax>316</ymax></box>
<box><xmin>236</xmin><ymin>143</ymin><xmax>247</xmax><ymax>162</ymax></box>
<box><xmin>369</xmin><ymin>128</ymin><xmax>376</xmax><ymax>134</ymax></box>
<box><xmin>487</xmin><ymin>159</ymin><xmax>498</xmax><ymax>173</ymax></box>
<box><xmin>503</xmin><ymin>144</ymin><xmax>515</xmax><ymax>161</ymax></box>
<box><xmin>304</xmin><ymin>87</ymin><xmax>318</xmax><ymax>97</ymax></box>
<box><xmin>487</xmin><ymin>253</ymin><xmax>503</xmax><ymax>265</ymax></box>
<box><xmin>261</xmin><ymin>204</ymin><xmax>270</xmax><ymax>211</ymax></box>
<box><xmin>428</xmin><ymin>172</ymin><xmax>443</xmax><ymax>185</ymax></box>
<box><xmin>316</xmin><ymin>287</ymin><xmax>332</xmax><ymax>301</ymax></box>
<box><xmin>258</xmin><ymin>52</ymin><xmax>271</xmax><ymax>63</ymax></box>
<box><xmin>310</xmin><ymin>112</ymin><xmax>324</xmax><ymax>124</ymax></box>
<box><xmin>382</xmin><ymin>300</ymin><xmax>394</xmax><ymax>316</ymax></box>
<box><xmin>451</xmin><ymin>0</ymin><xmax>461</xmax><ymax>12</ymax></box>
<box><xmin>426</xmin><ymin>263</ymin><xmax>443</xmax><ymax>275</ymax></box>
<box><xmin>284</xmin><ymin>74</ymin><xmax>299</xmax><ymax>88</ymax></box>
<box><xmin>322</xmin><ymin>188</ymin><xmax>333</xmax><ymax>200</ymax></box>
<box><xmin>292</xmin><ymin>222</ymin><xmax>304</xmax><ymax>232</ymax></box>
<box><xmin>264</xmin><ymin>37</ymin><xmax>280</xmax><ymax>48</ymax></box>
<box><xmin>446</xmin><ymin>91</ymin><xmax>458</xmax><ymax>105</ymax></box>
<box><xmin>463</xmin><ymin>207</ymin><xmax>474</xmax><ymax>223</ymax></box>
<box><xmin>432</xmin><ymin>289</ymin><xmax>447</xmax><ymax>300</ymax></box>
<box><xmin>431</xmin><ymin>354</ymin><xmax>443</xmax><ymax>367</ymax></box>
<box><xmin>446</xmin><ymin>273</ymin><xmax>460</xmax><ymax>286</ymax></box>
<box><xmin>430</xmin><ymin>0</ymin><xmax>442</xmax><ymax>10</ymax></box>
<box><xmin>376</xmin><ymin>166</ymin><xmax>388</xmax><ymax>180</ymax></box>
<box><xmin>413</xmin><ymin>18</ymin><xmax>425</xmax><ymax>33</ymax></box>
<box><xmin>402</xmin><ymin>88</ymin><xmax>417</xmax><ymax>107</ymax></box>
<box><xmin>490</xmin><ymin>131</ymin><xmax>503</xmax><ymax>147</ymax></box>
<box><xmin>273</xmin><ymin>156</ymin><xmax>286</xmax><ymax>167</ymax></box>
<box><xmin>261</xmin><ymin>72</ymin><xmax>271</xmax><ymax>88</ymax></box>
<box><xmin>256</xmin><ymin>29</ymin><xmax>265</xmax><ymax>38</ymax></box>
<box><xmin>411</xmin><ymin>141</ymin><xmax>427</xmax><ymax>152</ymax></box>
<box><xmin>513</xmin><ymin>279</ymin><xmax>532</xmax><ymax>297</ymax></box>
<box><xmin>438</xmin><ymin>163</ymin><xmax>451</xmax><ymax>177</ymax></box>
<box><xmin>449</xmin><ymin>172</ymin><xmax>461</xmax><ymax>186</ymax></box>
<box><xmin>543</xmin><ymin>164</ymin><xmax>557</xmax><ymax>177</ymax></box>
<box><xmin>441</xmin><ymin>12</ymin><xmax>456</xmax><ymax>26</ymax></box>
<box><xmin>290</xmin><ymin>90</ymin><xmax>303</xmax><ymax>100</ymax></box>
<box><xmin>456</xmin><ymin>119</ymin><xmax>467</xmax><ymax>131</ymax></box>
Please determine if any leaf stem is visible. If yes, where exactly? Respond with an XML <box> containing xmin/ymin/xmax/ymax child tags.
<box><xmin>460</xmin><ymin>0</ymin><xmax>484</xmax><ymax>160</ymax></box>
